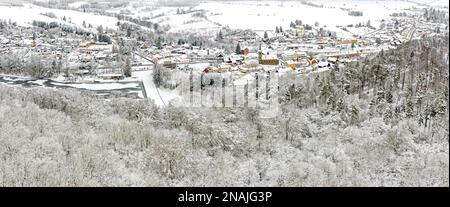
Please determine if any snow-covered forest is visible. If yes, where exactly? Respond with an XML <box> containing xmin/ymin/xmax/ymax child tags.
<box><xmin>0</xmin><ymin>36</ymin><xmax>448</xmax><ymax>186</ymax></box>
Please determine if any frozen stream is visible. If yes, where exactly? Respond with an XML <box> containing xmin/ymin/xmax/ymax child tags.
<box><xmin>0</xmin><ymin>75</ymin><xmax>145</xmax><ymax>99</ymax></box>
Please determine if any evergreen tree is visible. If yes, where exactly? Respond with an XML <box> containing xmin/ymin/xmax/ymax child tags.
<box><xmin>263</xmin><ymin>31</ymin><xmax>268</xmax><ymax>39</ymax></box>
<box><xmin>153</xmin><ymin>64</ymin><xmax>162</xmax><ymax>87</ymax></box>
<box><xmin>235</xmin><ymin>42</ymin><xmax>242</xmax><ymax>55</ymax></box>
<box><xmin>156</xmin><ymin>37</ymin><xmax>162</xmax><ymax>49</ymax></box>
<box><xmin>217</xmin><ymin>30</ymin><xmax>223</xmax><ymax>40</ymax></box>
<box><xmin>350</xmin><ymin>105</ymin><xmax>360</xmax><ymax>125</ymax></box>
<box><xmin>124</xmin><ymin>58</ymin><xmax>132</xmax><ymax>77</ymax></box>
<box><xmin>126</xmin><ymin>27</ymin><xmax>132</xmax><ymax>37</ymax></box>
<box><xmin>290</xmin><ymin>22</ymin><xmax>296</xmax><ymax>28</ymax></box>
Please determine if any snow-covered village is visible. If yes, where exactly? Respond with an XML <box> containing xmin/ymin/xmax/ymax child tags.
<box><xmin>0</xmin><ymin>0</ymin><xmax>448</xmax><ymax>188</ymax></box>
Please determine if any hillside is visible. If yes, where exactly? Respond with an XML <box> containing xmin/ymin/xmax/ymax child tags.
<box><xmin>0</xmin><ymin>36</ymin><xmax>448</xmax><ymax>186</ymax></box>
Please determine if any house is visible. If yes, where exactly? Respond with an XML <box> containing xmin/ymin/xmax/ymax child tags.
<box><xmin>340</xmin><ymin>38</ymin><xmax>357</xmax><ymax>44</ymax></box>
<box><xmin>13</xmin><ymin>33</ymin><xmax>22</xmax><ymax>39</ymax></box>
<box><xmin>327</xmin><ymin>57</ymin><xmax>338</xmax><ymax>63</ymax></box>
<box><xmin>225</xmin><ymin>55</ymin><xmax>244</xmax><ymax>65</ymax></box>
<box><xmin>310</xmin><ymin>58</ymin><xmax>319</xmax><ymax>65</ymax></box>
<box><xmin>80</xmin><ymin>54</ymin><xmax>93</xmax><ymax>63</ymax></box>
<box><xmin>244</xmin><ymin>53</ymin><xmax>259</xmax><ymax>65</ymax></box>
<box><xmin>258</xmin><ymin>52</ymin><xmax>279</xmax><ymax>65</ymax></box>
<box><xmin>163</xmin><ymin>60</ymin><xmax>177</xmax><ymax>69</ymax></box>
<box><xmin>97</xmin><ymin>73</ymin><xmax>124</xmax><ymax>80</ymax></box>
<box><xmin>318</xmin><ymin>61</ymin><xmax>330</xmax><ymax>68</ymax></box>
<box><xmin>294</xmin><ymin>25</ymin><xmax>305</xmax><ymax>37</ymax></box>
<box><xmin>96</xmin><ymin>41</ymin><xmax>109</xmax><ymax>45</ymax></box>
<box><xmin>293</xmin><ymin>51</ymin><xmax>307</xmax><ymax>60</ymax></box>
<box><xmin>94</xmin><ymin>52</ymin><xmax>108</xmax><ymax>61</ymax></box>
<box><xmin>287</xmin><ymin>60</ymin><xmax>302</xmax><ymax>70</ymax></box>
<box><xmin>299</xmin><ymin>58</ymin><xmax>310</xmax><ymax>67</ymax></box>
<box><xmin>243</xmin><ymin>48</ymin><xmax>250</xmax><ymax>56</ymax></box>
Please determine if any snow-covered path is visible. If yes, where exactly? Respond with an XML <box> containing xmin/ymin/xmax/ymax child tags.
<box><xmin>132</xmin><ymin>70</ymin><xmax>178</xmax><ymax>107</ymax></box>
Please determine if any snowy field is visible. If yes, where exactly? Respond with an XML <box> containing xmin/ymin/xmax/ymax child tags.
<box><xmin>104</xmin><ymin>0</ymin><xmax>428</xmax><ymax>37</ymax></box>
<box><xmin>68</xmin><ymin>1</ymin><xmax>89</xmax><ymax>8</ymax></box>
<box><xmin>0</xmin><ymin>3</ymin><xmax>118</xmax><ymax>30</ymax></box>
<box><xmin>414</xmin><ymin>0</ymin><xmax>449</xmax><ymax>7</ymax></box>
<box><xmin>105</xmin><ymin>4</ymin><xmax>220</xmax><ymax>34</ymax></box>
<box><xmin>196</xmin><ymin>0</ymin><xmax>420</xmax><ymax>34</ymax></box>
<box><xmin>0</xmin><ymin>0</ymin><xmax>439</xmax><ymax>37</ymax></box>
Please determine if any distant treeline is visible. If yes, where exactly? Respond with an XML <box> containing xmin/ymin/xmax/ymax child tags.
<box><xmin>31</xmin><ymin>20</ymin><xmax>111</xmax><ymax>43</ymax></box>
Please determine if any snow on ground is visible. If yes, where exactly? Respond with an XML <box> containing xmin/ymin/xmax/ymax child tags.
<box><xmin>184</xmin><ymin>63</ymin><xmax>210</xmax><ymax>73</ymax></box>
<box><xmin>107</xmin><ymin>5</ymin><xmax>220</xmax><ymax>35</ymax></box>
<box><xmin>0</xmin><ymin>3</ymin><xmax>118</xmax><ymax>30</ymax></box>
<box><xmin>30</xmin><ymin>79</ymin><xmax>47</xmax><ymax>86</ymax></box>
<box><xmin>313</xmin><ymin>0</ymin><xmax>419</xmax><ymax>10</ymax></box>
<box><xmin>0</xmin><ymin>0</ymin><xmax>436</xmax><ymax>37</ymax></box>
<box><xmin>100</xmin><ymin>0</ymin><xmax>424</xmax><ymax>37</ymax></box>
<box><xmin>150</xmin><ymin>10</ymin><xmax>220</xmax><ymax>34</ymax></box>
<box><xmin>233</xmin><ymin>73</ymin><xmax>255</xmax><ymax>85</ymax></box>
<box><xmin>68</xmin><ymin>1</ymin><xmax>89</xmax><ymax>8</ymax></box>
<box><xmin>133</xmin><ymin>70</ymin><xmax>179</xmax><ymax>106</ymax></box>
<box><xmin>106</xmin><ymin>5</ymin><xmax>174</xmax><ymax>19</ymax></box>
<box><xmin>51</xmin><ymin>81</ymin><xmax>139</xmax><ymax>91</ymax></box>
<box><xmin>346</xmin><ymin>26</ymin><xmax>374</xmax><ymax>37</ymax></box>
<box><xmin>415</xmin><ymin>0</ymin><xmax>449</xmax><ymax>7</ymax></box>
<box><xmin>0</xmin><ymin>4</ymin><xmax>64</xmax><ymax>27</ymax></box>
<box><xmin>0</xmin><ymin>74</ymin><xmax>31</xmax><ymax>81</ymax></box>
<box><xmin>135</xmin><ymin>6</ymin><xmax>176</xmax><ymax>18</ymax></box>
<box><xmin>194</xmin><ymin>0</ymin><xmax>420</xmax><ymax>37</ymax></box>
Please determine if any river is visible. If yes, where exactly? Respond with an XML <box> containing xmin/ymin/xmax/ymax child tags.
<box><xmin>0</xmin><ymin>75</ymin><xmax>145</xmax><ymax>99</ymax></box>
